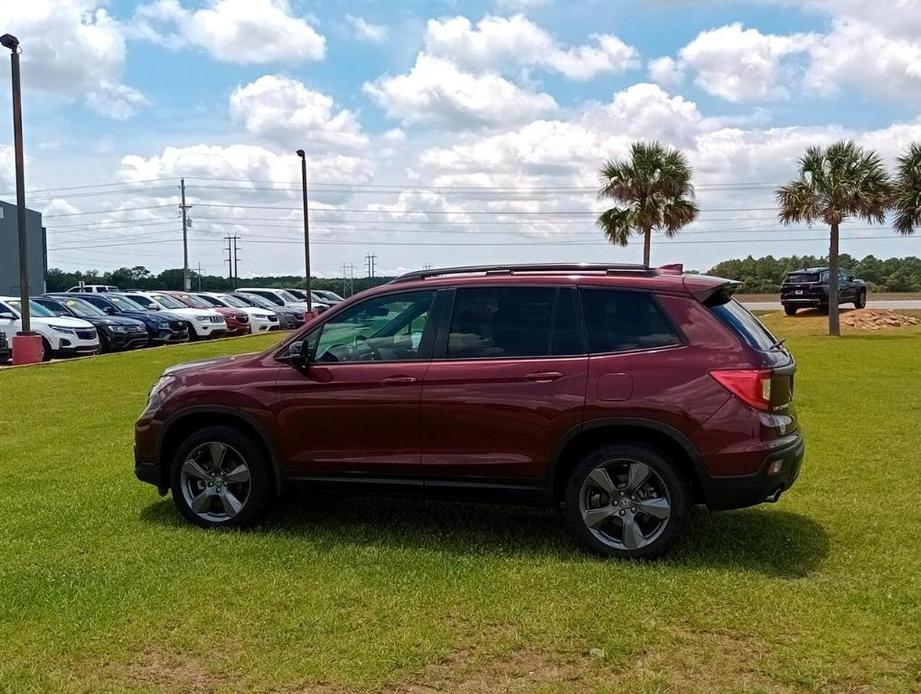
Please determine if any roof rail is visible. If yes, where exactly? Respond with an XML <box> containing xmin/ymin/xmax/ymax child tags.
<box><xmin>390</xmin><ymin>262</ymin><xmax>654</xmax><ymax>284</ymax></box>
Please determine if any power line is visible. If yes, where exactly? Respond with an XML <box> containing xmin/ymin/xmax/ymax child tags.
<box><xmin>44</xmin><ymin>203</ymin><xmax>174</xmax><ymax>218</ymax></box>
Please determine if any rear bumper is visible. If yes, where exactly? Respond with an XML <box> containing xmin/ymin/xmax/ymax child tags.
<box><xmin>701</xmin><ymin>434</ymin><xmax>804</xmax><ymax>511</ymax></box>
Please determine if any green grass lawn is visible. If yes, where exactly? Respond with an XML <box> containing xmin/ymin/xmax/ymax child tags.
<box><xmin>2</xmin><ymin>324</ymin><xmax>921</xmax><ymax>692</ymax></box>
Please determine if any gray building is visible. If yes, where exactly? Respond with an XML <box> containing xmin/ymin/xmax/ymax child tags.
<box><xmin>0</xmin><ymin>199</ymin><xmax>46</xmax><ymax>295</ymax></box>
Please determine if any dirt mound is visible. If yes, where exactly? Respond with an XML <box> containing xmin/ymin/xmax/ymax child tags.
<box><xmin>840</xmin><ymin>309</ymin><xmax>920</xmax><ymax>330</ymax></box>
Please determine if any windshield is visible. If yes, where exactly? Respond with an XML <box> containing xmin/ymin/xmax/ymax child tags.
<box><xmin>195</xmin><ymin>294</ymin><xmax>224</xmax><ymax>307</ymax></box>
<box><xmin>60</xmin><ymin>298</ymin><xmax>107</xmax><ymax>318</ymax></box>
<box><xmin>175</xmin><ymin>293</ymin><xmax>212</xmax><ymax>309</ymax></box>
<box><xmin>216</xmin><ymin>294</ymin><xmax>247</xmax><ymax>308</ymax></box>
<box><xmin>109</xmin><ymin>295</ymin><xmax>144</xmax><ymax>311</ymax></box>
<box><xmin>237</xmin><ymin>293</ymin><xmax>275</xmax><ymax>309</ymax></box>
<box><xmin>8</xmin><ymin>299</ymin><xmax>55</xmax><ymax>318</ymax></box>
<box><xmin>278</xmin><ymin>290</ymin><xmax>301</xmax><ymax>303</ymax></box>
<box><xmin>320</xmin><ymin>291</ymin><xmax>343</xmax><ymax>301</ymax></box>
<box><xmin>148</xmin><ymin>293</ymin><xmax>186</xmax><ymax>309</ymax></box>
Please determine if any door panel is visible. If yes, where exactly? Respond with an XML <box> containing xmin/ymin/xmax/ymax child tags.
<box><xmin>272</xmin><ymin>361</ymin><xmax>429</xmax><ymax>476</ymax></box>
<box><xmin>420</xmin><ymin>357</ymin><xmax>587</xmax><ymax>479</ymax></box>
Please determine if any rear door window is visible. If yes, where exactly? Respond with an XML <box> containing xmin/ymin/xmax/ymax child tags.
<box><xmin>580</xmin><ymin>289</ymin><xmax>680</xmax><ymax>354</ymax></box>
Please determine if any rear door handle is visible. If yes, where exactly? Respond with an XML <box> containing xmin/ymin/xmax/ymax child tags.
<box><xmin>380</xmin><ymin>376</ymin><xmax>417</xmax><ymax>386</ymax></box>
<box><xmin>525</xmin><ymin>371</ymin><xmax>563</xmax><ymax>383</ymax></box>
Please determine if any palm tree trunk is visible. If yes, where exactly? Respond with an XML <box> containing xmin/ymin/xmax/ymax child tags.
<box><xmin>828</xmin><ymin>222</ymin><xmax>840</xmax><ymax>337</ymax></box>
<box><xmin>643</xmin><ymin>228</ymin><xmax>651</xmax><ymax>266</ymax></box>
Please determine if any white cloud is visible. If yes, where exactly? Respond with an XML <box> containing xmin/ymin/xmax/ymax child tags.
<box><xmin>345</xmin><ymin>15</ymin><xmax>387</xmax><ymax>42</ymax></box>
<box><xmin>424</xmin><ymin>14</ymin><xmax>638</xmax><ymax>80</ymax></box>
<box><xmin>647</xmin><ymin>56</ymin><xmax>683</xmax><ymax>86</ymax></box>
<box><xmin>589</xmin><ymin>83</ymin><xmax>703</xmax><ymax>146</ymax></box>
<box><xmin>672</xmin><ymin>23</ymin><xmax>817</xmax><ymax>102</ymax></box>
<box><xmin>132</xmin><ymin>0</ymin><xmax>326</xmax><ymax>64</ymax></box>
<box><xmin>363</xmin><ymin>54</ymin><xmax>558</xmax><ymax>128</ymax></box>
<box><xmin>0</xmin><ymin>0</ymin><xmax>144</xmax><ymax>118</ymax></box>
<box><xmin>0</xmin><ymin>145</ymin><xmax>13</xmax><ymax>192</ymax></box>
<box><xmin>803</xmin><ymin>18</ymin><xmax>921</xmax><ymax>101</ymax></box>
<box><xmin>118</xmin><ymin>144</ymin><xmax>373</xmax><ymax>186</ymax></box>
<box><xmin>230</xmin><ymin>75</ymin><xmax>368</xmax><ymax>150</ymax></box>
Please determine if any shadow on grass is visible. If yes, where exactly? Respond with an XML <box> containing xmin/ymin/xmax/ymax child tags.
<box><xmin>141</xmin><ymin>493</ymin><xmax>827</xmax><ymax>578</ymax></box>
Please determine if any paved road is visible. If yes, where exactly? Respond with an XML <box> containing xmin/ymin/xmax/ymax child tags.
<box><xmin>743</xmin><ymin>300</ymin><xmax>921</xmax><ymax>310</ymax></box>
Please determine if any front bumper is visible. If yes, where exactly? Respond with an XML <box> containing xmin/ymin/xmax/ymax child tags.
<box><xmin>701</xmin><ymin>435</ymin><xmax>805</xmax><ymax>511</ymax></box>
<box><xmin>107</xmin><ymin>332</ymin><xmax>149</xmax><ymax>350</ymax></box>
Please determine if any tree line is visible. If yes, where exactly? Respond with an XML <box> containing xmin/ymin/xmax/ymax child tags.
<box><xmin>706</xmin><ymin>255</ymin><xmax>921</xmax><ymax>294</ymax></box>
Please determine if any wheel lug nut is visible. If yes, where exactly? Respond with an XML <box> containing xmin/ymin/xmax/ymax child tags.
<box><xmin>631</xmin><ymin>506</ymin><xmax>637</xmax><ymax>512</ymax></box>
<box><xmin>619</xmin><ymin>510</ymin><xmax>625</xmax><ymax>516</ymax></box>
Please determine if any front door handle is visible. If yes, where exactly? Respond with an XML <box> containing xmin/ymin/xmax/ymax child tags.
<box><xmin>380</xmin><ymin>375</ymin><xmax>417</xmax><ymax>386</ymax></box>
<box><xmin>525</xmin><ymin>371</ymin><xmax>563</xmax><ymax>383</ymax></box>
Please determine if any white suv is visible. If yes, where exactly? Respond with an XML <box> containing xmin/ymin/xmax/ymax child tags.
<box><xmin>237</xmin><ymin>288</ymin><xmax>308</xmax><ymax>314</ymax></box>
<box><xmin>0</xmin><ymin>296</ymin><xmax>100</xmax><ymax>360</ymax></box>
<box><xmin>66</xmin><ymin>285</ymin><xmax>120</xmax><ymax>293</ymax></box>
<box><xmin>196</xmin><ymin>293</ymin><xmax>279</xmax><ymax>333</ymax></box>
<box><xmin>119</xmin><ymin>291</ymin><xmax>227</xmax><ymax>340</ymax></box>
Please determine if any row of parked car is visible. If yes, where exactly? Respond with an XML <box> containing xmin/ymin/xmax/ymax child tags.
<box><xmin>0</xmin><ymin>286</ymin><xmax>344</xmax><ymax>362</ymax></box>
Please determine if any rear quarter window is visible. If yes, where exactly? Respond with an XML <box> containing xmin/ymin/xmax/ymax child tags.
<box><xmin>710</xmin><ymin>299</ymin><xmax>777</xmax><ymax>351</ymax></box>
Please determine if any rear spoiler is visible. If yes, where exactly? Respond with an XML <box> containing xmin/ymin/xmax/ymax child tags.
<box><xmin>682</xmin><ymin>274</ymin><xmax>741</xmax><ymax>306</ymax></box>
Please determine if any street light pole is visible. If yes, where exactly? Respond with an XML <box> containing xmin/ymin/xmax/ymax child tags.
<box><xmin>296</xmin><ymin>149</ymin><xmax>312</xmax><ymax>313</ymax></box>
<box><xmin>2</xmin><ymin>34</ymin><xmax>30</xmax><ymax>334</ymax></box>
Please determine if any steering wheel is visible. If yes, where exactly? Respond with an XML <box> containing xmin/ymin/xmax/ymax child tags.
<box><xmin>353</xmin><ymin>334</ymin><xmax>383</xmax><ymax>361</ymax></box>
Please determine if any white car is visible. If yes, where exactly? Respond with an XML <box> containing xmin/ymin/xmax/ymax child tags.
<box><xmin>0</xmin><ymin>296</ymin><xmax>100</xmax><ymax>360</ymax></box>
<box><xmin>66</xmin><ymin>285</ymin><xmax>120</xmax><ymax>294</ymax></box>
<box><xmin>195</xmin><ymin>292</ymin><xmax>279</xmax><ymax>333</ymax></box>
<box><xmin>237</xmin><ymin>287</ymin><xmax>308</xmax><ymax>314</ymax></box>
<box><xmin>119</xmin><ymin>291</ymin><xmax>227</xmax><ymax>340</ymax></box>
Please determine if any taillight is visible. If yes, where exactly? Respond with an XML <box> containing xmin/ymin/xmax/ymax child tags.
<box><xmin>710</xmin><ymin>369</ymin><xmax>773</xmax><ymax>411</ymax></box>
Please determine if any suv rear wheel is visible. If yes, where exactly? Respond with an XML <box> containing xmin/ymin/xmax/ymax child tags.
<box><xmin>784</xmin><ymin>305</ymin><xmax>797</xmax><ymax>316</ymax></box>
<box><xmin>564</xmin><ymin>442</ymin><xmax>690</xmax><ymax>559</ymax></box>
<box><xmin>169</xmin><ymin>425</ymin><xmax>271</xmax><ymax>528</ymax></box>
<box><xmin>855</xmin><ymin>290</ymin><xmax>866</xmax><ymax>308</ymax></box>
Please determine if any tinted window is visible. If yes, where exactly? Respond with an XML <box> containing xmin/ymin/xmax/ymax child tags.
<box><xmin>785</xmin><ymin>273</ymin><xmax>818</xmax><ymax>284</ymax></box>
<box><xmin>710</xmin><ymin>298</ymin><xmax>777</xmax><ymax>351</ymax></box>
<box><xmin>447</xmin><ymin>286</ymin><xmax>555</xmax><ymax>359</ymax></box>
<box><xmin>314</xmin><ymin>290</ymin><xmax>435</xmax><ymax>363</ymax></box>
<box><xmin>580</xmin><ymin>289</ymin><xmax>680</xmax><ymax>353</ymax></box>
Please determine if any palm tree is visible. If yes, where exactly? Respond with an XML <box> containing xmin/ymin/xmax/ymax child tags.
<box><xmin>893</xmin><ymin>143</ymin><xmax>921</xmax><ymax>236</ymax></box>
<box><xmin>776</xmin><ymin>141</ymin><xmax>893</xmax><ymax>336</ymax></box>
<box><xmin>596</xmin><ymin>141</ymin><xmax>699</xmax><ymax>266</ymax></box>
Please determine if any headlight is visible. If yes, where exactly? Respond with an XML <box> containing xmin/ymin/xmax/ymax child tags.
<box><xmin>108</xmin><ymin>325</ymin><xmax>128</xmax><ymax>333</ymax></box>
<box><xmin>50</xmin><ymin>324</ymin><xmax>77</xmax><ymax>334</ymax></box>
<box><xmin>195</xmin><ymin>315</ymin><xmax>209</xmax><ymax>321</ymax></box>
<box><xmin>148</xmin><ymin>375</ymin><xmax>176</xmax><ymax>406</ymax></box>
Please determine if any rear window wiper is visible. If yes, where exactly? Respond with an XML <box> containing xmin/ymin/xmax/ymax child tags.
<box><xmin>770</xmin><ymin>337</ymin><xmax>787</xmax><ymax>351</ymax></box>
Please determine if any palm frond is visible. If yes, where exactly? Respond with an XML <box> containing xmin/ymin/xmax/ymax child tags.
<box><xmin>596</xmin><ymin>207</ymin><xmax>634</xmax><ymax>246</ymax></box>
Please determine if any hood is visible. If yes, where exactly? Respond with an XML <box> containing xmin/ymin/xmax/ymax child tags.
<box><xmin>162</xmin><ymin>352</ymin><xmax>253</xmax><ymax>377</ymax></box>
<box><xmin>34</xmin><ymin>315</ymin><xmax>94</xmax><ymax>329</ymax></box>
<box><xmin>96</xmin><ymin>315</ymin><xmax>145</xmax><ymax>327</ymax></box>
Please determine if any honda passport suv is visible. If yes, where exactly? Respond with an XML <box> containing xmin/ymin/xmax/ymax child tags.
<box><xmin>135</xmin><ymin>263</ymin><xmax>804</xmax><ymax>558</ymax></box>
<box><xmin>780</xmin><ymin>266</ymin><xmax>866</xmax><ymax>315</ymax></box>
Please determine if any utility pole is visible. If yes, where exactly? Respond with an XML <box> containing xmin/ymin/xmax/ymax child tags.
<box><xmin>180</xmin><ymin>178</ymin><xmax>190</xmax><ymax>291</ymax></box>
<box><xmin>224</xmin><ymin>235</ymin><xmax>240</xmax><ymax>289</ymax></box>
<box><xmin>233</xmin><ymin>237</ymin><xmax>240</xmax><ymax>287</ymax></box>
<box><xmin>296</xmin><ymin>149</ymin><xmax>312</xmax><ymax>313</ymax></box>
<box><xmin>347</xmin><ymin>263</ymin><xmax>355</xmax><ymax>296</ymax></box>
<box><xmin>340</xmin><ymin>263</ymin><xmax>348</xmax><ymax>297</ymax></box>
<box><xmin>366</xmin><ymin>253</ymin><xmax>377</xmax><ymax>280</ymax></box>
<box><xmin>196</xmin><ymin>263</ymin><xmax>203</xmax><ymax>291</ymax></box>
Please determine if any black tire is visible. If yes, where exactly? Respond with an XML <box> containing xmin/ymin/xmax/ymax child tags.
<box><xmin>40</xmin><ymin>337</ymin><xmax>52</xmax><ymax>362</ymax></box>
<box><xmin>784</xmin><ymin>305</ymin><xmax>797</xmax><ymax>316</ymax></box>
<box><xmin>855</xmin><ymin>290</ymin><xmax>866</xmax><ymax>309</ymax></box>
<box><xmin>564</xmin><ymin>442</ymin><xmax>690</xmax><ymax>559</ymax></box>
<box><xmin>98</xmin><ymin>332</ymin><xmax>110</xmax><ymax>354</ymax></box>
<box><xmin>185</xmin><ymin>321</ymin><xmax>199</xmax><ymax>341</ymax></box>
<box><xmin>169</xmin><ymin>425</ymin><xmax>272</xmax><ymax>529</ymax></box>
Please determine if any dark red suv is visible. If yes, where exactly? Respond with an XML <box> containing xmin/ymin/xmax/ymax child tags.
<box><xmin>135</xmin><ymin>263</ymin><xmax>804</xmax><ymax>558</ymax></box>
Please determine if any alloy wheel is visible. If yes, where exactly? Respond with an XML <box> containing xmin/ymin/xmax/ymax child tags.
<box><xmin>579</xmin><ymin>459</ymin><xmax>672</xmax><ymax>551</ymax></box>
<box><xmin>179</xmin><ymin>441</ymin><xmax>252</xmax><ymax>522</ymax></box>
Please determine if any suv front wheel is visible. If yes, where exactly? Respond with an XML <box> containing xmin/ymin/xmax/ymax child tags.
<box><xmin>170</xmin><ymin>425</ymin><xmax>271</xmax><ymax>528</ymax></box>
<box><xmin>564</xmin><ymin>443</ymin><xmax>690</xmax><ymax>559</ymax></box>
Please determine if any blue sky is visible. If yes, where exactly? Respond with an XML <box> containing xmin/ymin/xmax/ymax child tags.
<box><xmin>2</xmin><ymin>0</ymin><xmax>921</xmax><ymax>277</ymax></box>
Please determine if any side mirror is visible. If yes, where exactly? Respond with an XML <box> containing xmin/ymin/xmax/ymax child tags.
<box><xmin>846</xmin><ymin>275</ymin><xmax>855</xmax><ymax>281</ymax></box>
<box><xmin>0</xmin><ymin>311</ymin><xmax>15</xmax><ymax>320</ymax></box>
<box><xmin>277</xmin><ymin>340</ymin><xmax>306</xmax><ymax>366</ymax></box>
<box><xmin>148</xmin><ymin>304</ymin><xmax>161</xmax><ymax>311</ymax></box>
<box><xmin>103</xmin><ymin>306</ymin><xmax>117</xmax><ymax>315</ymax></box>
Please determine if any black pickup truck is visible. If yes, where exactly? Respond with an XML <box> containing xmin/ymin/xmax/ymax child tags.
<box><xmin>780</xmin><ymin>267</ymin><xmax>867</xmax><ymax>315</ymax></box>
